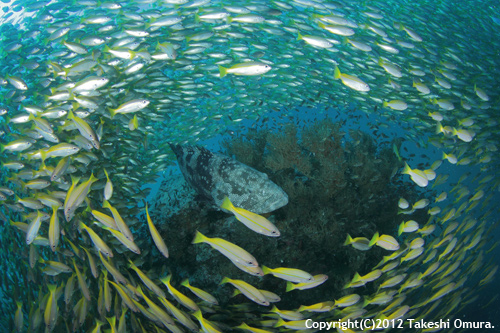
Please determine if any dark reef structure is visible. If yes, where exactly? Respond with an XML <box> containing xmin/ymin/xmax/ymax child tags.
<box><xmin>147</xmin><ymin>118</ymin><xmax>422</xmax><ymax>311</ymax></box>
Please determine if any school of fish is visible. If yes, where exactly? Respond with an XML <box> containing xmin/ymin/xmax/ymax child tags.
<box><xmin>0</xmin><ymin>0</ymin><xmax>499</xmax><ymax>332</ymax></box>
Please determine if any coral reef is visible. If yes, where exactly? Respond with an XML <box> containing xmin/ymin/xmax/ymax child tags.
<box><xmin>147</xmin><ymin>118</ymin><xmax>421</xmax><ymax>310</ymax></box>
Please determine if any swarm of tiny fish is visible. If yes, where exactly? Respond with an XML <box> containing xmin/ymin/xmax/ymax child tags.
<box><xmin>0</xmin><ymin>0</ymin><xmax>499</xmax><ymax>332</ymax></box>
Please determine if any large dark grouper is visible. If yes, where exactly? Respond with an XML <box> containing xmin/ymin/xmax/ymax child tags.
<box><xmin>169</xmin><ymin>144</ymin><xmax>288</xmax><ymax>214</ymax></box>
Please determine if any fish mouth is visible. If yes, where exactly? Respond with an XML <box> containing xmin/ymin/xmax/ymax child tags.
<box><xmin>265</xmin><ymin>194</ymin><xmax>289</xmax><ymax>213</ymax></box>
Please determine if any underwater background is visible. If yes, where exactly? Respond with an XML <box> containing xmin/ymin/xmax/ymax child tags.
<box><xmin>0</xmin><ymin>0</ymin><xmax>499</xmax><ymax>332</ymax></box>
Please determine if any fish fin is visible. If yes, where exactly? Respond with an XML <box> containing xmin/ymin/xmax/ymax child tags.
<box><xmin>435</xmin><ymin>122</ymin><xmax>444</xmax><ymax>134</ymax></box>
<box><xmin>274</xmin><ymin>318</ymin><xmax>286</xmax><ymax>328</ymax></box>
<box><xmin>89</xmin><ymin>172</ymin><xmax>98</xmax><ymax>184</ymax></box>
<box><xmin>160</xmin><ymin>274</ymin><xmax>172</xmax><ymax>285</ymax></box>
<box><xmin>334</xmin><ymin>66</ymin><xmax>341</xmax><ymax>79</ymax></box>
<box><xmin>218</xmin><ymin>65</ymin><xmax>227</xmax><ymax>78</ymax></box>
<box><xmin>106</xmin><ymin>316</ymin><xmax>116</xmax><ymax>327</ymax></box>
<box><xmin>47</xmin><ymin>284</ymin><xmax>57</xmax><ymax>293</ymax></box>
<box><xmin>78</xmin><ymin>221</ymin><xmax>86</xmax><ymax>231</ymax></box>
<box><xmin>220</xmin><ymin>196</ymin><xmax>233</xmax><ymax>211</ymax></box>
<box><xmin>235</xmin><ymin>323</ymin><xmax>249</xmax><ymax>329</ymax></box>
<box><xmin>191</xmin><ymin>230</ymin><xmax>206</xmax><ymax>244</ymax></box>
<box><xmin>192</xmin><ymin>309</ymin><xmax>202</xmax><ymax>320</ymax></box>
<box><xmin>401</xmin><ymin>162</ymin><xmax>411</xmax><ymax>175</ymax></box>
<box><xmin>40</xmin><ymin>150</ymin><xmax>47</xmax><ymax>164</ymax></box>
<box><xmin>343</xmin><ymin>234</ymin><xmax>353</xmax><ymax>246</ymax></box>
<box><xmin>220</xmin><ymin>277</ymin><xmax>230</xmax><ymax>285</ymax></box>
<box><xmin>369</xmin><ymin>232</ymin><xmax>379</xmax><ymax>247</ymax></box>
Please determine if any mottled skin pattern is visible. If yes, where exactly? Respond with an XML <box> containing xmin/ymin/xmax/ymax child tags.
<box><xmin>170</xmin><ymin>144</ymin><xmax>288</xmax><ymax>214</ymax></box>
